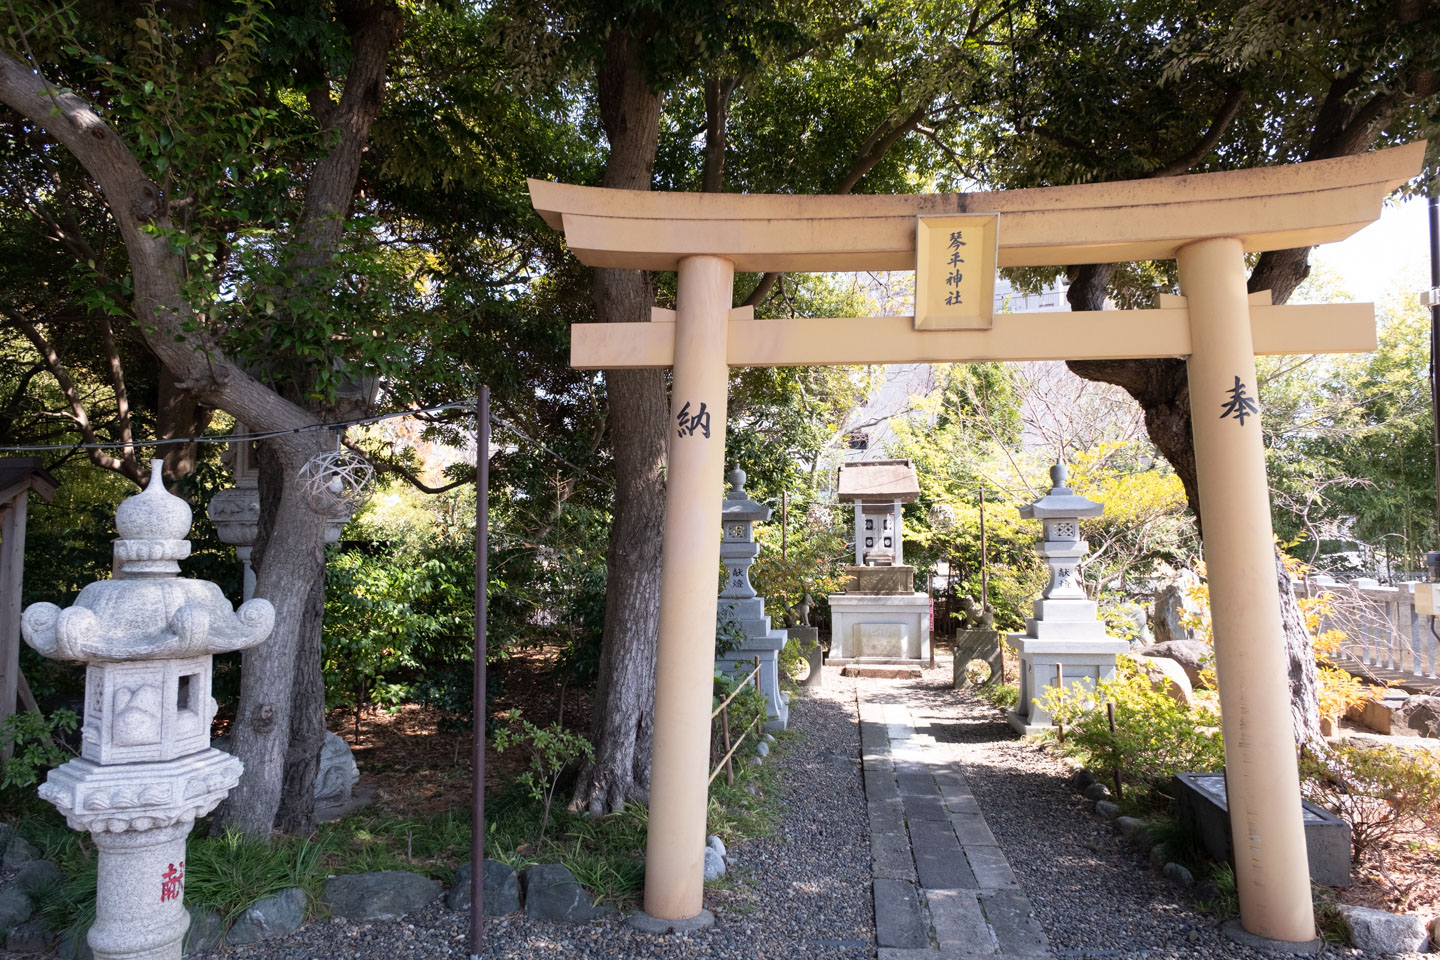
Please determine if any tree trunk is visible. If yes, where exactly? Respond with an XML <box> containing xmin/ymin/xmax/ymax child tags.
<box><xmin>274</xmin><ymin>565</ymin><xmax>328</xmax><ymax>834</ymax></box>
<box><xmin>571</xmin><ymin>30</ymin><xmax>668</xmax><ymax>816</ymax></box>
<box><xmin>1065</xmin><ymin>262</ymin><xmax>1325</xmax><ymax>748</ymax></box>
<box><xmin>214</xmin><ymin>433</ymin><xmax>331</xmax><ymax>835</ymax></box>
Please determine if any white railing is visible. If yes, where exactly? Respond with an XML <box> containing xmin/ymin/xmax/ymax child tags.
<box><xmin>1292</xmin><ymin>579</ymin><xmax>1440</xmax><ymax>680</ymax></box>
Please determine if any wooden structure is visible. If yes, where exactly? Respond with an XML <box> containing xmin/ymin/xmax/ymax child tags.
<box><xmin>0</xmin><ymin>456</ymin><xmax>59</xmax><ymax>766</ymax></box>
<box><xmin>530</xmin><ymin>141</ymin><xmax>1426</xmax><ymax>945</ymax></box>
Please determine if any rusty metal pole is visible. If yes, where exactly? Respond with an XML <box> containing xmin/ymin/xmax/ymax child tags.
<box><xmin>470</xmin><ymin>387</ymin><xmax>490</xmax><ymax>960</ymax></box>
<box><xmin>979</xmin><ymin>486</ymin><xmax>989</xmax><ymax>612</ymax></box>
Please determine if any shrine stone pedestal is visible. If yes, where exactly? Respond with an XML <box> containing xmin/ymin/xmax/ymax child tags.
<box><xmin>826</xmin><ymin>459</ymin><xmax>930</xmax><ymax>662</ymax></box>
<box><xmin>22</xmin><ymin>460</ymin><xmax>274</xmax><ymax>960</ymax></box>
<box><xmin>1007</xmin><ymin>462</ymin><xmax>1127</xmax><ymax>734</ymax></box>
<box><xmin>716</xmin><ymin>469</ymin><xmax>788</xmax><ymax>731</ymax></box>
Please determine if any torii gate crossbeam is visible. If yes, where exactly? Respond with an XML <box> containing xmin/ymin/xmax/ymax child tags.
<box><xmin>530</xmin><ymin>141</ymin><xmax>1426</xmax><ymax>947</ymax></box>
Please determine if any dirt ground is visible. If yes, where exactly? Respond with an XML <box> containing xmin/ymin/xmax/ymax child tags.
<box><xmin>327</xmin><ymin>645</ymin><xmax>593</xmax><ymax>817</ymax></box>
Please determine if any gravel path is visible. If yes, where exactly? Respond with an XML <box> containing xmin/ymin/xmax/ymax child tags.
<box><xmin>896</xmin><ymin>663</ymin><xmax>1425</xmax><ymax>960</ymax></box>
<box><xmin>192</xmin><ymin>667</ymin><xmax>874</xmax><ymax>960</ymax></box>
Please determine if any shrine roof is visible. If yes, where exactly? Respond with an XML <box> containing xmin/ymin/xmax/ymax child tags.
<box><xmin>0</xmin><ymin>456</ymin><xmax>58</xmax><ymax>505</ymax></box>
<box><xmin>837</xmin><ymin>459</ymin><xmax>920</xmax><ymax>504</ymax></box>
<box><xmin>529</xmin><ymin>142</ymin><xmax>1423</xmax><ymax>272</ymax></box>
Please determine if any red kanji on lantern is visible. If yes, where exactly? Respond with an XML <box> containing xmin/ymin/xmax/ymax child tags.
<box><xmin>160</xmin><ymin>861</ymin><xmax>184</xmax><ymax>902</ymax></box>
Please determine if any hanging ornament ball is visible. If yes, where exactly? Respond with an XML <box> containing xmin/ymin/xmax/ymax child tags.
<box><xmin>298</xmin><ymin>448</ymin><xmax>375</xmax><ymax>517</ymax></box>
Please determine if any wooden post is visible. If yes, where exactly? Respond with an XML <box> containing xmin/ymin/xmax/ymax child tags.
<box><xmin>644</xmin><ymin>255</ymin><xmax>734</xmax><ymax>925</ymax></box>
<box><xmin>1</xmin><ymin>496</ymin><xmax>28</xmax><ymax>768</ymax></box>
<box><xmin>1178</xmin><ymin>236</ymin><xmax>1315</xmax><ymax>944</ymax></box>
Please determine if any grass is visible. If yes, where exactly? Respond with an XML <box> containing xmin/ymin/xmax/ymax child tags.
<box><xmin>4</xmin><ymin>709</ymin><xmax>800</xmax><ymax>940</ymax></box>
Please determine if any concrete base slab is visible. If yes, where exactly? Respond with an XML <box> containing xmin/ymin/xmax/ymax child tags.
<box><xmin>1219</xmin><ymin>918</ymin><xmax>1322</xmax><ymax>955</ymax></box>
<box><xmin>845</xmin><ymin>664</ymin><xmax>924</xmax><ymax>679</ymax></box>
<box><xmin>1005</xmin><ymin>708</ymin><xmax>1051</xmax><ymax>736</ymax></box>
<box><xmin>626</xmin><ymin>909</ymin><xmax>715</xmax><ymax>934</ymax></box>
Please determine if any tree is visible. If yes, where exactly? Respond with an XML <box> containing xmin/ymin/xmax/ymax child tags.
<box><xmin>0</xmin><ymin>0</ymin><xmax>432</xmax><ymax>835</ymax></box>
<box><xmin>936</xmin><ymin>0</ymin><xmax>1439</xmax><ymax>747</ymax></box>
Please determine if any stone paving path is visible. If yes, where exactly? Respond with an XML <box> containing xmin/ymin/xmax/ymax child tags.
<box><xmin>858</xmin><ymin>680</ymin><xmax>1053</xmax><ymax>960</ymax></box>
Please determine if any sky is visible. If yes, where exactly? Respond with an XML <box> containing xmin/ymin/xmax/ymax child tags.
<box><xmin>1313</xmin><ymin>196</ymin><xmax>1434</xmax><ymax>303</ymax></box>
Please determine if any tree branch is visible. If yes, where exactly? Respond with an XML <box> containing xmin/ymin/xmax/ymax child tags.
<box><xmin>7</xmin><ymin>307</ymin><xmax>141</xmax><ymax>482</ymax></box>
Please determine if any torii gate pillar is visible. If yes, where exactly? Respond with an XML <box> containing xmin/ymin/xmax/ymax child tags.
<box><xmin>643</xmin><ymin>255</ymin><xmax>735</xmax><ymax>924</ymax></box>
<box><xmin>1178</xmin><ymin>237</ymin><xmax>1315</xmax><ymax>944</ymax></box>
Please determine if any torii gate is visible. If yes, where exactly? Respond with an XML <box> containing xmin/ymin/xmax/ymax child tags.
<box><xmin>529</xmin><ymin>140</ymin><xmax>1425</xmax><ymax>946</ymax></box>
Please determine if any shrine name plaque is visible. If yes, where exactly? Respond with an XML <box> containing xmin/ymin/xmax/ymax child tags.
<box><xmin>915</xmin><ymin>214</ymin><xmax>999</xmax><ymax>331</ymax></box>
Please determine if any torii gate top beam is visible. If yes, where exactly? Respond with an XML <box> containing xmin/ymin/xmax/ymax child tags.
<box><xmin>528</xmin><ymin>142</ymin><xmax>1423</xmax><ymax>273</ymax></box>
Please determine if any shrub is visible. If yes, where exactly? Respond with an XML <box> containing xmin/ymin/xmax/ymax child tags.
<box><xmin>1299</xmin><ymin>742</ymin><xmax>1440</xmax><ymax>862</ymax></box>
<box><xmin>0</xmin><ymin>707</ymin><xmax>78</xmax><ymax>789</ymax></box>
<box><xmin>1039</xmin><ymin>656</ymin><xmax>1224</xmax><ymax>803</ymax></box>
<box><xmin>492</xmin><ymin>715</ymin><xmax>594</xmax><ymax>849</ymax></box>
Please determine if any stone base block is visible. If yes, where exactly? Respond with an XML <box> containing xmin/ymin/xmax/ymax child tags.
<box><xmin>1174</xmin><ymin>772</ymin><xmax>1350</xmax><ymax>888</ymax></box>
<box><xmin>829</xmin><ymin>593</ymin><xmax>930</xmax><ymax>660</ymax></box>
<box><xmin>844</xmin><ymin>565</ymin><xmax>915</xmax><ymax>595</ymax></box>
<box><xmin>1011</xmin><ymin>635</ymin><xmax>1128</xmax><ymax>728</ymax></box>
<box><xmin>717</xmin><ymin>634</ymin><xmax>789</xmax><ymax>731</ymax></box>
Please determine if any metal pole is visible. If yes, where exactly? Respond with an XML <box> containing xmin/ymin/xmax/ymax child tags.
<box><xmin>781</xmin><ymin>489</ymin><xmax>788</xmax><ymax>562</ymax></box>
<box><xmin>979</xmin><ymin>486</ymin><xmax>989</xmax><ymax>613</ymax></box>
<box><xmin>1429</xmin><ymin>194</ymin><xmax>1440</xmax><ymax>544</ymax></box>
<box><xmin>470</xmin><ymin>386</ymin><xmax>490</xmax><ymax>960</ymax></box>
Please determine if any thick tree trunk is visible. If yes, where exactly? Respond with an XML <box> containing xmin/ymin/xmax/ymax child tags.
<box><xmin>215</xmin><ymin>434</ymin><xmax>331</xmax><ymax>835</ymax></box>
<box><xmin>1065</xmin><ymin>262</ymin><xmax>1325</xmax><ymax>747</ymax></box>
<box><xmin>274</xmin><ymin>566</ymin><xmax>328</xmax><ymax>834</ymax></box>
<box><xmin>571</xmin><ymin>31</ymin><xmax>668</xmax><ymax>816</ymax></box>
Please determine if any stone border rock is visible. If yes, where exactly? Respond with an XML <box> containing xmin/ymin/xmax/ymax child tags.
<box><xmin>1060</xmin><ymin>758</ymin><xmax>1434</xmax><ymax>955</ymax></box>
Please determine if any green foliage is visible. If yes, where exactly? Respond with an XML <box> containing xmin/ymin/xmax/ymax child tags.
<box><xmin>492</xmin><ymin>715</ymin><xmax>595</xmax><ymax>848</ymax></box>
<box><xmin>1039</xmin><ymin>657</ymin><xmax>1224</xmax><ymax>806</ymax></box>
<box><xmin>0</xmin><ymin>708</ymin><xmax>78</xmax><ymax>789</ymax></box>
<box><xmin>716</xmin><ymin>620</ymin><xmax>747</xmax><ymax>658</ymax></box>
<box><xmin>1264</xmin><ymin>280</ymin><xmax>1438</xmax><ymax>571</ymax></box>
<box><xmin>1299</xmin><ymin>743</ymin><xmax>1440</xmax><ymax>862</ymax></box>
<box><xmin>184</xmin><ymin>830</ymin><xmax>327</xmax><ymax>926</ymax></box>
<box><xmin>713</xmin><ymin>664</ymin><xmax>769</xmax><ymax>748</ymax></box>
<box><xmin>977</xmin><ymin>682</ymin><xmax>1018</xmax><ymax>711</ymax></box>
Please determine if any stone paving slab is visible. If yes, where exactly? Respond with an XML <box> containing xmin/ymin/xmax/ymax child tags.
<box><xmin>926</xmin><ymin>889</ymin><xmax>997</xmax><ymax>955</ymax></box>
<box><xmin>978</xmin><ymin>889</ymin><xmax>1050</xmax><ymax>957</ymax></box>
<box><xmin>902</xmin><ymin>792</ymin><xmax>952</xmax><ymax>822</ymax></box>
<box><xmin>873</xmin><ymin>827</ymin><xmax>919</xmax><ymax>882</ymax></box>
<box><xmin>874</xmin><ymin>879</ymin><xmax>930</xmax><ymax>949</ymax></box>
<box><xmin>870</xmin><ymin>797</ymin><xmax>908</xmax><ymax>836</ymax></box>
<box><xmin>909</xmin><ymin>818</ymin><xmax>978</xmax><ymax>890</ymax></box>
<box><xmin>949</xmin><ymin>813</ymin><xmax>999</xmax><ymax>848</ymax></box>
<box><xmin>964</xmin><ymin>844</ymin><xmax>1021</xmax><ymax>889</ymax></box>
<box><xmin>859</xmin><ymin>679</ymin><xmax>1053</xmax><ymax>960</ymax></box>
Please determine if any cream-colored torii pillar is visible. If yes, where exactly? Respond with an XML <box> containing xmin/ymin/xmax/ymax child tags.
<box><xmin>645</xmin><ymin>255</ymin><xmax>735</xmax><ymax>922</ymax></box>
<box><xmin>1178</xmin><ymin>238</ymin><xmax>1313</xmax><ymax>941</ymax></box>
<box><xmin>528</xmin><ymin>141</ymin><xmax>1426</xmax><ymax>940</ymax></box>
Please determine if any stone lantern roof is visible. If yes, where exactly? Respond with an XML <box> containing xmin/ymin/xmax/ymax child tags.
<box><xmin>1018</xmin><ymin>462</ymin><xmax>1103</xmax><ymax>520</ymax></box>
<box><xmin>21</xmin><ymin>460</ymin><xmax>275</xmax><ymax>664</ymax></box>
<box><xmin>722</xmin><ymin>468</ymin><xmax>771</xmax><ymax>524</ymax></box>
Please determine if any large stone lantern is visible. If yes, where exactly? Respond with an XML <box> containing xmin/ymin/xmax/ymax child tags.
<box><xmin>1007</xmin><ymin>461</ymin><xmax>1127</xmax><ymax>734</ymax></box>
<box><xmin>21</xmin><ymin>460</ymin><xmax>274</xmax><ymax>960</ymax></box>
<box><xmin>715</xmin><ymin>468</ymin><xmax>789</xmax><ymax>730</ymax></box>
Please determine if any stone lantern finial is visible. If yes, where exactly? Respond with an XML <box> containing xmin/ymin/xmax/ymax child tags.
<box><xmin>113</xmin><ymin>459</ymin><xmax>193</xmax><ymax>576</ymax></box>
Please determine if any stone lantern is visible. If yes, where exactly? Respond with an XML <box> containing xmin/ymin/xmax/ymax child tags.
<box><xmin>1007</xmin><ymin>460</ymin><xmax>1128</xmax><ymax>734</ymax></box>
<box><xmin>21</xmin><ymin>460</ymin><xmax>275</xmax><ymax>960</ymax></box>
<box><xmin>715</xmin><ymin>468</ymin><xmax>788</xmax><ymax>731</ymax></box>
